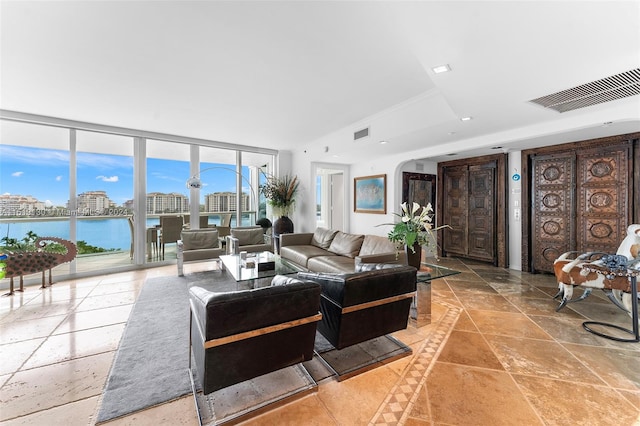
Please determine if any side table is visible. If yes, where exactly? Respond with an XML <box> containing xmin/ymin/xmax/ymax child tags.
<box><xmin>581</xmin><ymin>265</ymin><xmax>639</xmax><ymax>343</ymax></box>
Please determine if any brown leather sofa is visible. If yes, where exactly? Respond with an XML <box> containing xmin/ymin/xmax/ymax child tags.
<box><xmin>189</xmin><ymin>275</ymin><xmax>322</xmax><ymax>394</ymax></box>
<box><xmin>280</xmin><ymin>227</ymin><xmax>406</xmax><ymax>273</ymax></box>
<box><xmin>298</xmin><ymin>264</ymin><xmax>417</xmax><ymax>349</ymax></box>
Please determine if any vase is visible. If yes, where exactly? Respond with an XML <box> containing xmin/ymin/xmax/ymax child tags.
<box><xmin>273</xmin><ymin>216</ymin><xmax>294</xmax><ymax>236</ymax></box>
<box><xmin>405</xmin><ymin>242</ymin><xmax>422</xmax><ymax>270</ymax></box>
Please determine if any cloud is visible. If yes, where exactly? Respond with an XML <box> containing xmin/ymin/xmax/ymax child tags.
<box><xmin>0</xmin><ymin>146</ymin><xmax>69</xmax><ymax>166</ymax></box>
<box><xmin>11</xmin><ymin>171</ymin><xmax>24</xmax><ymax>177</ymax></box>
<box><xmin>96</xmin><ymin>175</ymin><xmax>119</xmax><ymax>182</ymax></box>
<box><xmin>56</xmin><ymin>176</ymin><xmax>63</xmax><ymax>181</ymax></box>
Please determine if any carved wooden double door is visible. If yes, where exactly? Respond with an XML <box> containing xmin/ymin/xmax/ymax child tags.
<box><xmin>438</xmin><ymin>153</ymin><xmax>507</xmax><ymax>267</ymax></box>
<box><xmin>531</xmin><ymin>142</ymin><xmax>632</xmax><ymax>273</ymax></box>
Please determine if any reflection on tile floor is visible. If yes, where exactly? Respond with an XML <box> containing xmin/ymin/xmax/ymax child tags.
<box><xmin>1</xmin><ymin>257</ymin><xmax>639</xmax><ymax>425</ymax></box>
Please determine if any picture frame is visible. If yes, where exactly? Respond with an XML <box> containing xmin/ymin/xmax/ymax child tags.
<box><xmin>354</xmin><ymin>174</ymin><xmax>386</xmax><ymax>214</ymax></box>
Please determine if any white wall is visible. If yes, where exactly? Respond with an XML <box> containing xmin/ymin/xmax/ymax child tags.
<box><xmin>507</xmin><ymin>151</ymin><xmax>523</xmax><ymax>270</ymax></box>
<box><xmin>288</xmin><ymin>147</ymin><xmax>528</xmax><ymax>270</ymax></box>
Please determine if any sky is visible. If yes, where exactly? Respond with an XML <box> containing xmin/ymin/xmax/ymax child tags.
<box><xmin>0</xmin><ymin>145</ymin><xmax>250</xmax><ymax>207</ymax></box>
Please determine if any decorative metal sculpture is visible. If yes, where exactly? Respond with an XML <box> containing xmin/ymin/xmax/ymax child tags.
<box><xmin>3</xmin><ymin>237</ymin><xmax>77</xmax><ymax>296</ymax></box>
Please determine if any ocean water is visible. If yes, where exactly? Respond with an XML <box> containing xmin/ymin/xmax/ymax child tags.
<box><xmin>0</xmin><ymin>215</ymin><xmax>242</xmax><ymax>250</ymax></box>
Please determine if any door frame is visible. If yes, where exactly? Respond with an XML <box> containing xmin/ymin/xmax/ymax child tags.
<box><xmin>520</xmin><ymin>132</ymin><xmax>640</xmax><ymax>272</ymax></box>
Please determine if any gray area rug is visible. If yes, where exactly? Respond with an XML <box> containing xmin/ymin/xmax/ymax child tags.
<box><xmin>96</xmin><ymin>270</ymin><xmax>411</xmax><ymax>423</ymax></box>
<box><xmin>96</xmin><ymin>274</ymin><xmax>192</xmax><ymax>423</ymax></box>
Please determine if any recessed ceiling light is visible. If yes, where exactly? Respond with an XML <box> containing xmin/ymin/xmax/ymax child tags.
<box><xmin>446</xmin><ymin>153</ymin><xmax>458</xmax><ymax>156</ymax></box>
<box><xmin>432</xmin><ymin>64</ymin><xmax>451</xmax><ymax>74</ymax></box>
<box><xmin>602</xmin><ymin>121</ymin><xmax>613</xmax><ymax>126</ymax></box>
<box><xmin>460</xmin><ymin>116</ymin><xmax>473</xmax><ymax>121</ymax></box>
<box><xmin>379</xmin><ymin>140</ymin><xmax>388</xmax><ymax>145</ymax></box>
<box><xmin>491</xmin><ymin>146</ymin><xmax>503</xmax><ymax>150</ymax></box>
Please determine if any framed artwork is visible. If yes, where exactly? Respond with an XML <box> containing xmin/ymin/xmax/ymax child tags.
<box><xmin>402</xmin><ymin>172</ymin><xmax>436</xmax><ymax>219</ymax></box>
<box><xmin>354</xmin><ymin>174</ymin><xmax>386</xmax><ymax>214</ymax></box>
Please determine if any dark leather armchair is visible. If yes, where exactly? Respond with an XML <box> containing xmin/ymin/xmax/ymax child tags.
<box><xmin>189</xmin><ymin>276</ymin><xmax>322</xmax><ymax>394</ymax></box>
<box><xmin>298</xmin><ymin>264</ymin><xmax>417</xmax><ymax>350</ymax></box>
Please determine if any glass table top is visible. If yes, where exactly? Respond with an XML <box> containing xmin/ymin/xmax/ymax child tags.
<box><xmin>219</xmin><ymin>252</ymin><xmax>304</xmax><ymax>282</ymax></box>
<box><xmin>416</xmin><ymin>262</ymin><xmax>461</xmax><ymax>282</ymax></box>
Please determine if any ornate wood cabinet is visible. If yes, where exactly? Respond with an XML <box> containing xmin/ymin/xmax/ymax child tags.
<box><xmin>524</xmin><ymin>134</ymin><xmax>638</xmax><ymax>273</ymax></box>
<box><xmin>438</xmin><ymin>154</ymin><xmax>507</xmax><ymax>267</ymax></box>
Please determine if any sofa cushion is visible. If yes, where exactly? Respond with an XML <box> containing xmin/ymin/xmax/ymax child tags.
<box><xmin>231</xmin><ymin>227</ymin><xmax>265</xmax><ymax>245</ymax></box>
<box><xmin>281</xmin><ymin>245</ymin><xmax>335</xmax><ymax>268</ymax></box>
<box><xmin>311</xmin><ymin>228</ymin><xmax>339</xmax><ymax>249</ymax></box>
<box><xmin>307</xmin><ymin>255</ymin><xmax>356</xmax><ymax>273</ymax></box>
<box><xmin>359</xmin><ymin>234</ymin><xmax>397</xmax><ymax>256</ymax></box>
<box><xmin>327</xmin><ymin>231</ymin><xmax>364</xmax><ymax>258</ymax></box>
<box><xmin>181</xmin><ymin>229</ymin><xmax>219</xmax><ymax>251</ymax></box>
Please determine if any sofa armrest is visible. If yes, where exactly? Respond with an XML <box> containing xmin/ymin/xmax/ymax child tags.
<box><xmin>280</xmin><ymin>233</ymin><xmax>314</xmax><ymax>247</ymax></box>
<box><xmin>177</xmin><ymin>240</ymin><xmax>185</xmax><ymax>275</ymax></box>
<box><xmin>226</xmin><ymin>235</ymin><xmax>238</xmax><ymax>254</ymax></box>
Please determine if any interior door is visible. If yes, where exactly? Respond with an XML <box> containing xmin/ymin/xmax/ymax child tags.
<box><xmin>442</xmin><ymin>165</ymin><xmax>468</xmax><ymax>256</ymax></box>
<box><xmin>330</xmin><ymin>173</ymin><xmax>344</xmax><ymax>230</ymax></box>
<box><xmin>530</xmin><ymin>143</ymin><xmax>631</xmax><ymax>273</ymax></box>
<box><xmin>438</xmin><ymin>153</ymin><xmax>506</xmax><ymax>267</ymax></box>
<box><xmin>467</xmin><ymin>165</ymin><xmax>495</xmax><ymax>262</ymax></box>
<box><xmin>531</xmin><ymin>152</ymin><xmax>576</xmax><ymax>273</ymax></box>
<box><xmin>577</xmin><ymin>145</ymin><xmax>631</xmax><ymax>254</ymax></box>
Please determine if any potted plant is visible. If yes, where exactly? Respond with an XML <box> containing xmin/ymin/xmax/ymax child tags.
<box><xmin>259</xmin><ymin>174</ymin><xmax>299</xmax><ymax>235</ymax></box>
<box><xmin>382</xmin><ymin>202</ymin><xmax>450</xmax><ymax>269</ymax></box>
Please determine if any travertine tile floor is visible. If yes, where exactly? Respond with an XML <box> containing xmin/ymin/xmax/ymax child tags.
<box><xmin>1</xmin><ymin>258</ymin><xmax>639</xmax><ymax>425</ymax></box>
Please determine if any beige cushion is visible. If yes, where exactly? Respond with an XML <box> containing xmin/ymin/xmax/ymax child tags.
<box><xmin>231</xmin><ymin>227</ymin><xmax>265</xmax><ymax>245</ymax></box>
<box><xmin>281</xmin><ymin>245</ymin><xmax>334</xmax><ymax>268</ymax></box>
<box><xmin>327</xmin><ymin>231</ymin><xmax>364</xmax><ymax>258</ymax></box>
<box><xmin>181</xmin><ymin>230</ymin><xmax>219</xmax><ymax>251</ymax></box>
<box><xmin>359</xmin><ymin>234</ymin><xmax>397</xmax><ymax>256</ymax></box>
<box><xmin>311</xmin><ymin>227</ymin><xmax>339</xmax><ymax>249</ymax></box>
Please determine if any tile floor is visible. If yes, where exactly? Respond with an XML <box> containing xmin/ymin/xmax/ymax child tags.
<box><xmin>1</xmin><ymin>258</ymin><xmax>639</xmax><ymax>425</ymax></box>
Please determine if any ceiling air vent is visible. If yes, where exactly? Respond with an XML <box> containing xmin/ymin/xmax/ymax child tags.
<box><xmin>354</xmin><ymin>127</ymin><xmax>369</xmax><ymax>141</ymax></box>
<box><xmin>529</xmin><ymin>68</ymin><xmax>640</xmax><ymax>113</ymax></box>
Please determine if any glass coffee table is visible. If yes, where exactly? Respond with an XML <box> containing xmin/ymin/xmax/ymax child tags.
<box><xmin>219</xmin><ymin>252</ymin><xmax>304</xmax><ymax>287</ymax></box>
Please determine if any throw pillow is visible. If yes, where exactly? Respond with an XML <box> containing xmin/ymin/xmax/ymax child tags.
<box><xmin>327</xmin><ymin>231</ymin><xmax>365</xmax><ymax>258</ymax></box>
<box><xmin>311</xmin><ymin>227</ymin><xmax>339</xmax><ymax>249</ymax></box>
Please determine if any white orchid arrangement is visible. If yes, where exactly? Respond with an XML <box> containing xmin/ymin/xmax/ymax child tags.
<box><xmin>384</xmin><ymin>202</ymin><xmax>450</xmax><ymax>253</ymax></box>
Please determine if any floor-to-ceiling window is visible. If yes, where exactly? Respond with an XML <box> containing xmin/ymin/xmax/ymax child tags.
<box><xmin>0</xmin><ymin>112</ymin><xmax>278</xmax><ymax>286</ymax></box>
<box><xmin>0</xmin><ymin>120</ymin><xmax>74</xmax><ymax>275</ymax></box>
<box><xmin>76</xmin><ymin>131</ymin><xmax>134</xmax><ymax>267</ymax></box>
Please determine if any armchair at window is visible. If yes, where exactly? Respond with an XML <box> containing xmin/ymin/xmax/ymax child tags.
<box><xmin>177</xmin><ymin>229</ymin><xmax>224</xmax><ymax>276</ymax></box>
<box><xmin>159</xmin><ymin>215</ymin><xmax>184</xmax><ymax>259</ymax></box>
<box><xmin>226</xmin><ymin>226</ymin><xmax>273</xmax><ymax>254</ymax></box>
